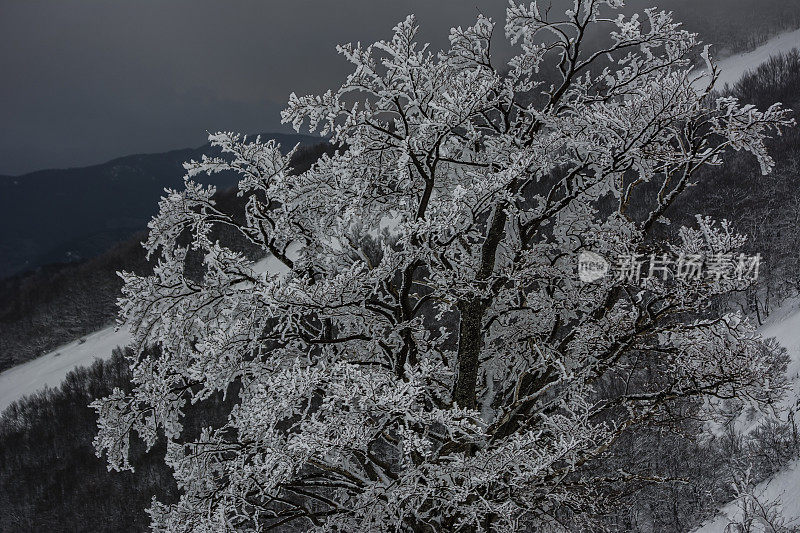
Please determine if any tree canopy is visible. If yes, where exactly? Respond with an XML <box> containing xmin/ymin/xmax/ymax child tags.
<box><xmin>94</xmin><ymin>2</ymin><xmax>793</xmax><ymax>530</ymax></box>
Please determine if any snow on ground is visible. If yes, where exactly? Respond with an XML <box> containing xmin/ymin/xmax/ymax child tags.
<box><xmin>761</xmin><ymin>300</ymin><xmax>800</xmax><ymax>415</ymax></box>
<box><xmin>695</xmin><ymin>458</ymin><xmax>800</xmax><ymax>532</ymax></box>
<box><xmin>697</xmin><ymin>27</ymin><xmax>800</xmax><ymax>90</ymax></box>
<box><xmin>0</xmin><ymin>323</ymin><xmax>130</xmax><ymax>413</ymax></box>
<box><xmin>695</xmin><ymin>301</ymin><xmax>800</xmax><ymax>532</ymax></box>
<box><xmin>0</xmin><ymin>254</ymin><xmax>284</xmax><ymax>414</ymax></box>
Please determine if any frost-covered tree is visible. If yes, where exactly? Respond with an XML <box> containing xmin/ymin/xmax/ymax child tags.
<box><xmin>94</xmin><ymin>2</ymin><xmax>794</xmax><ymax>530</ymax></box>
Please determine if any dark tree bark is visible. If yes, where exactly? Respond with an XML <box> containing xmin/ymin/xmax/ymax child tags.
<box><xmin>453</xmin><ymin>203</ymin><xmax>507</xmax><ymax>409</ymax></box>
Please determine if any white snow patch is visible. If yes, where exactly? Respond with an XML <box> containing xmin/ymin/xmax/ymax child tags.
<box><xmin>695</xmin><ymin>458</ymin><xmax>800</xmax><ymax>532</ymax></box>
<box><xmin>761</xmin><ymin>300</ymin><xmax>800</xmax><ymax>414</ymax></box>
<box><xmin>696</xmin><ymin>27</ymin><xmax>800</xmax><ymax>90</ymax></box>
<box><xmin>0</xmin><ymin>324</ymin><xmax>131</xmax><ymax>413</ymax></box>
<box><xmin>694</xmin><ymin>299</ymin><xmax>800</xmax><ymax>532</ymax></box>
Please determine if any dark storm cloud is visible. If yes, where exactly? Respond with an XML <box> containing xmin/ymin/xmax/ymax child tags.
<box><xmin>6</xmin><ymin>0</ymin><xmax>722</xmax><ymax>175</ymax></box>
<box><xmin>0</xmin><ymin>0</ymin><xmax>513</xmax><ymax>175</ymax></box>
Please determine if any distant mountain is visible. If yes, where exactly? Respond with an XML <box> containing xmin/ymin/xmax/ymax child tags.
<box><xmin>0</xmin><ymin>132</ymin><xmax>321</xmax><ymax>279</ymax></box>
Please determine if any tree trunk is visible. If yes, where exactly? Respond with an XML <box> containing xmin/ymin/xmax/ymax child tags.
<box><xmin>453</xmin><ymin>203</ymin><xmax>507</xmax><ymax>409</ymax></box>
<box><xmin>453</xmin><ymin>297</ymin><xmax>488</xmax><ymax>409</ymax></box>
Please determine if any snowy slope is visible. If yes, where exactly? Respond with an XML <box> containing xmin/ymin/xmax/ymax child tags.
<box><xmin>0</xmin><ymin>324</ymin><xmax>131</xmax><ymax>413</ymax></box>
<box><xmin>690</xmin><ymin>28</ymin><xmax>800</xmax><ymax>531</ymax></box>
<box><xmin>700</xmin><ymin>27</ymin><xmax>800</xmax><ymax>89</ymax></box>
<box><xmin>0</xmin><ymin>255</ymin><xmax>284</xmax><ymax>414</ymax></box>
<box><xmin>695</xmin><ymin>459</ymin><xmax>800</xmax><ymax>532</ymax></box>
<box><xmin>694</xmin><ymin>301</ymin><xmax>800</xmax><ymax>532</ymax></box>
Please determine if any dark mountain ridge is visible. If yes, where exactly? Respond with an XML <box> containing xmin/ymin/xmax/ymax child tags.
<box><xmin>0</xmin><ymin>132</ymin><xmax>320</xmax><ymax>279</ymax></box>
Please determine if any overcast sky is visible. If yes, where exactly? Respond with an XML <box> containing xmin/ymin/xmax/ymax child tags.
<box><xmin>2</xmin><ymin>0</ymin><xmax>763</xmax><ymax>175</ymax></box>
<box><xmin>0</xmin><ymin>1</ymin><xmax>523</xmax><ymax>175</ymax></box>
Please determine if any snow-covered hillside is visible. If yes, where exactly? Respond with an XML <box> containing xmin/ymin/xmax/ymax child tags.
<box><xmin>706</xmin><ymin>27</ymin><xmax>800</xmax><ymax>89</ymax></box>
<box><xmin>695</xmin><ymin>460</ymin><xmax>800</xmax><ymax>532</ymax></box>
<box><xmin>694</xmin><ymin>302</ymin><xmax>800</xmax><ymax>532</ymax></box>
<box><xmin>0</xmin><ymin>255</ymin><xmax>283</xmax><ymax>413</ymax></box>
<box><xmin>0</xmin><ymin>324</ymin><xmax>130</xmax><ymax>413</ymax></box>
